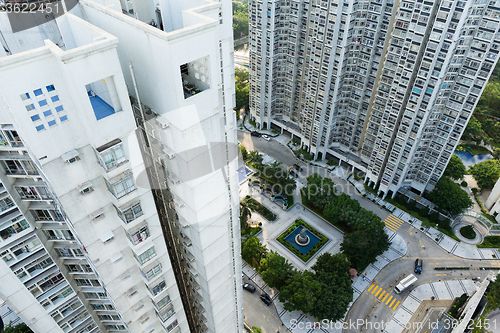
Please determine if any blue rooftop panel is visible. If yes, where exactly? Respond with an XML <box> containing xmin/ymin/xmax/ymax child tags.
<box><xmin>35</xmin><ymin>124</ymin><xmax>45</xmax><ymax>132</ymax></box>
<box><xmin>33</xmin><ymin>89</ymin><xmax>43</xmax><ymax>96</ymax></box>
<box><xmin>55</xmin><ymin>105</ymin><xmax>64</xmax><ymax>112</ymax></box>
<box><xmin>51</xmin><ymin>95</ymin><xmax>59</xmax><ymax>103</ymax></box>
<box><xmin>48</xmin><ymin>120</ymin><xmax>56</xmax><ymax>127</ymax></box>
<box><xmin>88</xmin><ymin>91</ymin><xmax>115</xmax><ymax>120</ymax></box>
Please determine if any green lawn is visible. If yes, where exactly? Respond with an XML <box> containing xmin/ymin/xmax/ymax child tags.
<box><xmin>477</xmin><ymin>235</ymin><xmax>500</xmax><ymax>248</ymax></box>
<box><xmin>241</xmin><ymin>226</ymin><xmax>262</xmax><ymax>239</ymax></box>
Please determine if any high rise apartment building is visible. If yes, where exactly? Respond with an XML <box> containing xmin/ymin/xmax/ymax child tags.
<box><xmin>249</xmin><ymin>0</ymin><xmax>500</xmax><ymax>197</ymax></box>
<box><xmin>0</xmin><ymin>0</ymin><xmax>241</xmax><ymax>333</ymax></box>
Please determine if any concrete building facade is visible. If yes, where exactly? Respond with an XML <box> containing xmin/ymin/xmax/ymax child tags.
<box><xmin>249</xmin><ymin>0</ymin><xmax>500</xmax><ymax>197</ymax></box>
<box><xmin>0</xmin><ymin>0</ymin><xmax>242</xmax><ymax>332</ymax></box>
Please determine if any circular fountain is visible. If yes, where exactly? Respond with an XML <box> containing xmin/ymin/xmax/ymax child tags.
<box><xmin>295</xmin><ymin>227</ymin><xmax>310</xmax><ymax>246</ymax></box>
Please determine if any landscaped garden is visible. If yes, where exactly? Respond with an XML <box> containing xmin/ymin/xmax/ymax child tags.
<box><xmin>477</xmin><ymin>235</ymin><xmax>500</xmax><ymax>248</ymax></box>
<box><xmin>301</xmin><ymin>173</ymin><xmax>390</xmax><ymax>271</ymax></box>
<box><xmin>242</xmin><ymin>195</ymin><xmax>276</xmax><ymax>221</ymax></box>
<box><xmin>276</xmin><ymin>219</ymin><xmax>328</xmax><ymax>262</ymax></box>
<box><xmin>459</xmin><ymin>225</ymin><xmax>476</xmax><ymax>240</ymax></box>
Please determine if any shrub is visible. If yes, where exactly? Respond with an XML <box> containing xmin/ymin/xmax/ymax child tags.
<box><xmin>326</xmin><ymin>159</ymin><xmax>338</xmax><ymax>166</ymax></box>
<box><xmin>472</xmin><ymin>187</ymin><xmax>479</xmax><ymax>194</ymax></box>
<box><xmin>461</xmin><ymin>180</ymin><xmax>468</xmax><ymax>187</ymax></box>
<box><xmin>460</xmin><ymin>225</ymin><xmax>476</xmax><ymax>240</ymax></box>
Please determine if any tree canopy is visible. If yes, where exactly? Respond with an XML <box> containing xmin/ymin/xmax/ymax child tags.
<box><xmin>3</xmin><ymin>323</ymin><xmax>33</xmax><ymax>333</ymax></box>
<box><xmin>241</xmin><ymin>236</ymin><xmax>267</xmax><ymax>267</ymax></box>
<box><xmin>469</xmin><ymin>159</ymin><xmax>500</xmax><ymax>189</ymax></box>
<box><xmin>443</xmin><ymin>154</ymin><xmax>466</xmax><ymax>181</ymax></box>
<box><xmin>486</xmin><ymin>273</ymin><xmax>500</xmax><ymax>312</ymax></box>
<box><xmin>232</xmin><ymin>1</ymin><xmax>248</xmax><ymax>39</ymax></box>
<box><xmin>426</xmin><ymin>177</ymin><xmax>473</xmax><ymax>215</ymax></box>
<box><xmin>301</xmin><ymin>174</ymin><xmax>389</xmax><ymax>270</ymax></box>
<box><xmin>277</xmin><ymin>253</ymin><xmax>353</xmax><ymax>321</ymax></box>
<box><xmin>259</xmin><ymin>251</ymin><xmax>294</xmax><ymax>290</ymax></box>
<box><xmin>235</xmin><ymin>67</ymin><xmax>249</xmax><ymax>111</ymax></box>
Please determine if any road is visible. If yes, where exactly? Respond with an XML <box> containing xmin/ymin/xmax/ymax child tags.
<box><xmin>242</xmin><ymin>275</ymin><xmax>283</xmax><ymax>333</ymax></box>
<box><xmin>237</xmin><ymin>130</ymin><xmax>500</xmax><ymax>332</ymax></box>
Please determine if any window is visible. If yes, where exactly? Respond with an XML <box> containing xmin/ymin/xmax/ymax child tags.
<box><xmin>134</xmin><ymin>247</ymin><xmax>156</xmax><ymax>265</ymax></box>
<box><xmin>166</xmin><ymin>320</ymin><xmax>178</xmax><ymax>332</ymax></box>
<box><xmin>38</xmin><ymin>100</ymin><xmax>47</xmax><ymax>107</ymax></box>
<box><xmin>25</xmin><ymin>104</ymin><xmax>35</xmax><ymax>111</ymax></box>
<box><xmin>78</xmin><ymin>181</ymin><xmax>94</xmax><ymax>195</ymax></box>
<box><xmin>95</xmin><ymin>140</ymin><xmax>126</xmax><ymax>170</ymax></box>
<box><xmin>157</xmin><ymin>305</ymin><xmax>175</xmax><ymax>322</ymax></box>
<box><xmin>105</xmin><ymin>173</ymin><xmax>135</xmax><ymax>199</ymax></box>
<box><xmin>15</xmin><ymin>186</ymin><xmax>51</xmax><ymax>200</ymax></box>
<box><xmin>31</xmin><ymin>115</ymin><xmax>40</xmax><ymax>122</ymax></box>
<box><xmin>104</xmin><ymin>325</ymin><xmax>126</xmax><ymax>331</ymax></box>
<box><xmin>55</xmin><ymin>248</ymin><xmax>84</xmax><ymax>258</ymax></box>
<box><xmin>148</xmin><ymin>280</ymin><xmax>166</xmax><ymax>296</ymax></box>
<box><xmin>86</xmin><ymin>77</ymin><xmax>122</xmax><ymax>120</ymax></box>
<box><xmin>43</xmin><ymin>229</ymin><xmax>74</xmax><ymax>240</ymax></box>
<box><xmin>141</xmin><ymin>263</ymin><xmax>162</xmax><ymax>281</ymax></box>
<box><xmin>0</xmin><ymin>219</ymin><xmax>29</xmax><ymax>240</ymax></box>
<box><xmin>154</xmin><ymin>295</ymin><xmax>171</xmax><ymax>311</ymax></box>
<box><xmin>46</xmin><ymin>85</ymin><xmax>55</xmax><ymax>92</ymax></box>
<box><xmin>36</xmin><ymin>125</ymin><xmax>45</xmax><ymax>132</ymax></box>
<box><xmin>115</xmin><ymin>202</ymin><xmax>143</xmax><ymax>223</ymax></box>
<box><xmin>34</xmin><ymin>89</ymin><xmax>43</xmax><ymax>96</ymax></box>
<box><xmin>43</xmin><ymin>110</ymin><xmax>52</xmax><ymax>117</ymax></box>
<box><xmin>127</xmin><ymin>225</ymin><xmax>150</xmax><ymax>245</ymax></box>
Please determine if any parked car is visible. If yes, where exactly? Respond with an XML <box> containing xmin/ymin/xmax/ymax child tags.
<box><xmin>260</xmin><ymin>294</ymin><xmax>272</xmax><ymax>306</ymax></box>
<box><xmin>251</xmin><ymin>131</ymin><xmax>260</xmax><ymax>137</ymax></box>
<box><xmin>243</xmin><ymin>283</ymin><xmax>256</xmax><ymax>293</ymax></box>
<box><xmin>414</xmin><ymin>259</ymin><xmax>423</xmax><ymax>274</ymax></box>
<box><xmin>293</xmin><ymin>164</ymin><xmax>303</xmax><ymax>172</ymax></box>
<box><xmin>262</xmin><ymin>134</ymin><xmax>270</xmax><ymax>141</ymax></box>
<box><xmin>290</xmin><ymin>170</ymin><xmax>298</xmax><ymax>178</ymax></box>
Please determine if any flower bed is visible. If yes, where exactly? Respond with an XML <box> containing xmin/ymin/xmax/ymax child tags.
<box><xmin>243</xmin><ymin>196</ymin><xmax>276</xmax><ymax>221</ymax></box>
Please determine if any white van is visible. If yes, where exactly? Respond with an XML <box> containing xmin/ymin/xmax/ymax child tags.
<box><xmin>394</xmin><ymin>274</ymin><xmax>417</xmax><ymax>294</ymax></box>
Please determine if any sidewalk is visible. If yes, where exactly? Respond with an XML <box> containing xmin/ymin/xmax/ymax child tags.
<box><xmin>385</xmin><ymin>280</ymin><xmax>477</xmax><ymax>333</ymax></box>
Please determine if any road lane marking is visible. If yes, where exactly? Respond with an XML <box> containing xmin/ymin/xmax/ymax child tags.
<box><xmin>382</xmin><ymin>293</ymin><xmax>389</xmax><ymax>303</ymax></box>
<box><xmin>389</xmin><ymin>298</ymin><xmax>396</xmax><ymax>308</ymax></box>
<box><xmin>378</xmin><ymin>290</ymin><xmax>386</xmax><ymax>299</ymax></box>
<box><xmin>385</xmin><ymin>295</ymin><xmax>393</xmax><ymax>305</ymax></box>
<box><xmin>491</xmin><ymin>263</ymin><xmax>500</xmax><ymax>265</ymax></box>
<box><xmin>429</xmin><ymin>263</ymin><xmax>439</xmax><ymax>265</ymax></box>
<box><xmin>392</xmin><ymin>301</ymin><xmax>400</xmax><ymax>310</ymax></box>
<box><xmin>371</xmin><ymin>286</ymin><xmax>379</xmax><ymax>294</ymax></box>
<box><xmin>436</xmin><ymin>274</ymin><xmax>447</xmax><ymax>276</ymax></box>
<box><xmin>375</xmin><ymin>288</ymin><xmax>383</xmax><ymax>297</ymax></box>
<box><xmin>368</xmin><ymin>284</ymin><xmax>376</xmax><ymax>292</ymax></box>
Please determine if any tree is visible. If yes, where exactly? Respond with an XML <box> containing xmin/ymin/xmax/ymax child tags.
<box><xmin>248</xmin><ymin>150</ymin><xmax>263</xmax><ymax>165</ymax></box>
<box><xmin>240</xmin><ymin>199</ymin><xmax>257</xmax><ymax>229</ymax></box>
<box><xmin>340</xmin><ymin>227</ymin><xmax>390</xmax><ymax>270</ymax></box>
<box><xmin>426</xmin><ymin>177</ymin><xmax>473</xmax><ymax>215</ymax></box>
<box><xmin>469</xmin><ymin>159</ymin><xmax>500</xmax><ymax>189</ymax></box>
<box><xmin>259</xmin><ymin>251</ymin><xmax>294</xmax><ymax>290</ymax></box>
<box><xmin>443</xmin><ymin>154</ymin><xmax>466</xmax><ymax>181</ymax></box>
<box><xmin>462</xmin><ymin>116</ymin><xmax>485</xmax><ymax>143</ymax></box>
<box><xmin>486</xmin><ymin>273</ymin><xmax>500</xmax><ymax>312</ymax></box>
<box><xmin>239</xmin><ymin>145</ymin><xmax>248</xmax><ymax>160</ymax></box>
<box><xmin>232</xmin><ymin>1</ymin><xmax>249</xmax><ymax>39</ymax></box>
<box><xmin>241</xmin><ymin>237</ymin><xmax>267</xmax><ymax>267</ymax></box>
<box><xmin>279</xmin><ymin>270</ymin><xmax>321</xmax><ymax>315</ymax></box>
<box><xmin>251</xmin><ymin>327</ymin><xmax>262</xmax><ymax>333</ymax></box>
<box><xmin>235</xmin><ymin>67</ymin><xmax>250</xmax><ymax>111</ymax></box>
<box><xmin>301</xmin><ymin>173</ymin><xmax>336</xmax><ymax>208</ymax></box>
<box><xmin>279</xmin><ymin>253</ymin><xmax>353</xmax><ymax>321</ymax></box>
<box><xmin>3</xmin><ymin>323</ymin><xmax>33</xmax><ymax>333</ymax></box>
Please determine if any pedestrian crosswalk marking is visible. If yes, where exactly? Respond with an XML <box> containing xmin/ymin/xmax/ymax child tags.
<box><xmin>382</xmin><ymin>293</ymin><xmax>389</xmax><ymax>303</ymax></box>
<box><xmin>371</xmin><ymin>285</ymin><xmax>379</xmax><ymax>294</ymax></box>
<box><xmin>385</xmin><ymin>295</ymin><xmax>393</xmax><ymax>305</ymax></box>
<box><xmin>368</xmin><ymin>284</ymin><xmax>375</xmax><ymax>292</ymax></box>
<box><xmin>392</xmin><ymin>301</ymin><xmax>400</xmax><ymax>310</ymax></box>
<box><xmin>384</xmin><ymin>215</ymin><xmax>404</xmax><ymax>232</ymax></box>
<box><xmin>375</xmin><ymin>288</ymin><xmax>382</xmax><ymax>297</ymax></box>
<box><xmin>389</xmin><ymin>298</ymin><xmax>396</xmax><ymax>308</ymax></box>
<box><xmin>378</xmin><ymin>290</ymin><xmax>386</xmax><ymax>299</ymax></box>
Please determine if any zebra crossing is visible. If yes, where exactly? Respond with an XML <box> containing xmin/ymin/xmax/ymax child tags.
<box><xmin>367</xmin><ymin>283</ymin><xmax>400</xmax><ymax>310</ymax></box>
<box><xmin>384</xmin><ymin>214</ymin><xmax>404</xmax><ymax>232</ymax></box>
